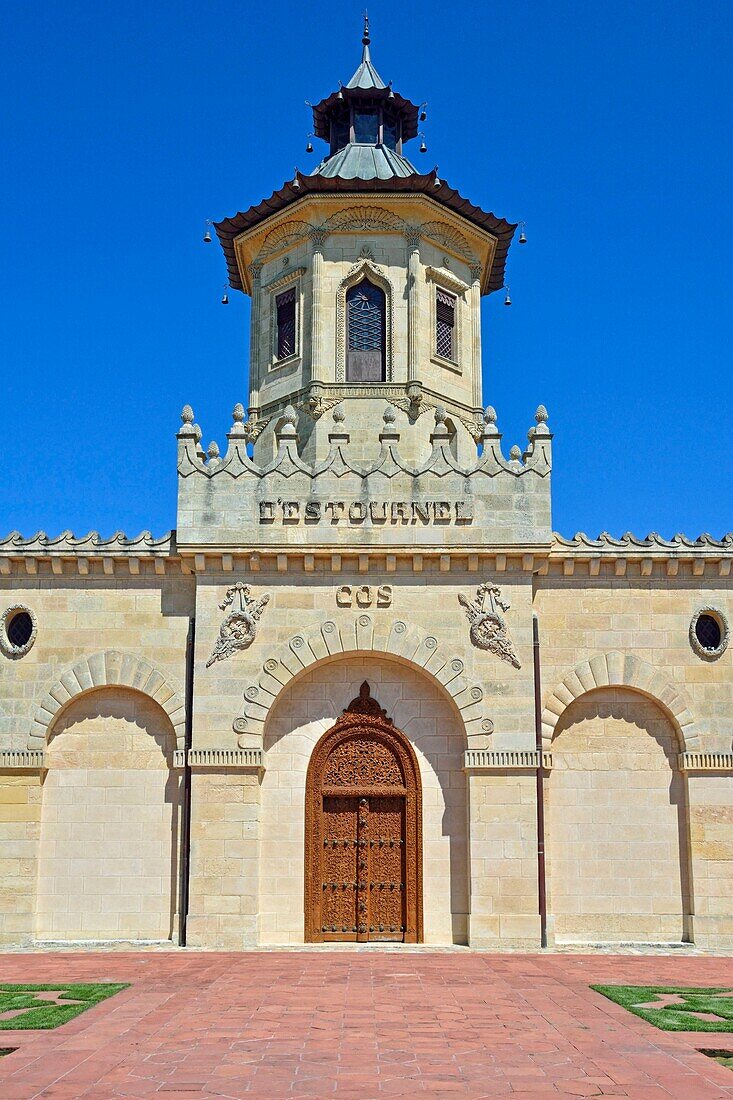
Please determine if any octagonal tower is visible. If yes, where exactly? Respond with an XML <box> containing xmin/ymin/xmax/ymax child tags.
<box><xmin>215</xmin><ymin>20</ymin><xmax>516</xmax><ymax>466</ymax></box>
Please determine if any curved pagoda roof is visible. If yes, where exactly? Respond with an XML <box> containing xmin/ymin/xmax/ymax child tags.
<box><xmin>214</xmin><ymin>20</ymin><xmax>517</xmax><ymax>295</ymax></box>
<box><xmin>310</xmin><ymin>17</ymin><xmax>420</xmax><ymax>144</ymax></box>
<box><xmin>311</xmin><ymin>143</ymin><xmax>417</xmax><ymax>180</ymax></box>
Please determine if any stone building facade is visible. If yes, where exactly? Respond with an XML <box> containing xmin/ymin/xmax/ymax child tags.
<box><xmin>1</xmin><ymin>29</ymin><xmax>731</xmax><ymax>950</ymax></box>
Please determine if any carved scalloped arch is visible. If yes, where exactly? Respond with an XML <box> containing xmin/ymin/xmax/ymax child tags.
<box><xmin>419</xmin><ymin>221</ymin><xmax>476</xmax><ymax>262</ymax></box>
<box><xmin>541</xmin><ymin>650</ymin><xmax>698</xmax><ymax>752</ymax></box>
<box><xmin>29</xmin><ymin>650</ymin><xmax>186</xmax><ymax>749</ymax></box>
<box><xmin>234</xmin><ymin>616</ymin><xmax>489</xmax><ymax>747</ymax></box>
<box><xmin>322</xmin><ymin>206</ymin><xmax>406</xmax><ymax>233</ymax></box>
<box><xmin>257</xmin><ymin>220</ymin><xmax>311</xmax><ymax>261</ymax></box>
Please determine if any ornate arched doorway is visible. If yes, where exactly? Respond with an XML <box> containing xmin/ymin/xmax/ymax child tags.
<box><xmin>305</xmin><ymin>682</ymin><xmax>423</xmax><ymax>943</ymax></box>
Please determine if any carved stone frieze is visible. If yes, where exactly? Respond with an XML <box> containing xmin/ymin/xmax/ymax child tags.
<box><xmin>257</xmin><ymin>220</ymin><xmax>310</xmax><ymax>261</ymax></box>
<box><xmin>323</xmin><ymin>206</ymin><xmax>406</xmax><ymax>233</ymax></box>
<box><xmin>309</xmin><ymin>225</ymin><xmax>328</xmax><ymax>249</ymax></box>
<box><xmin>404</xmin><ymin>226</ymin><xmax>421</xmax><ymax>250</ymax></box>
<box><xmin>419</xmin><ymin>221</ymin><xmax>476</xmax><ymax>262</ymax></box>
<box><xmin>206</xmin><ymin>582</ymin><xmax>270</xmax><ymax>668</ymax></box>
<box><xmin>455</xmin><ymin>412</ymin><xmax>486</xmax><ymax>443</ymax></box>
<box><xmin>297</xmin><ymin>388</ymin><xmax>344</xmax><ymax>422</ymax></box>
<box><xmin>241</xmin><ymin>416</ymin><xmax>271</xmax><ymax>443</ymax></box>
<box><xmin>458</xmin><ymin>583</ymin><xmax>521</xmax><ymax>669</ymax></box>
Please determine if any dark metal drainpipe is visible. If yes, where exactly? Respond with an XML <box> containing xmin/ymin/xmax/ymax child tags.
<box><xmin>179</xmin><ymin>616</ymin><xmax>195</xmax><ymax>947</ymax></box>
<box><xmin>533</xmin><ymin>613</ymin><xmax>548</xmax><ymax>949</ymax></box>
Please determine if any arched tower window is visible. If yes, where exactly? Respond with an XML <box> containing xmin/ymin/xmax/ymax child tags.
<box><xmin>346</xmin><ymin>278</ymin><xmax>386</xmax><ymax>382</ymax></box>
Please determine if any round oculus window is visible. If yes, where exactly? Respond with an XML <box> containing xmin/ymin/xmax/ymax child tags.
<box><xmin>1</xmin><ymin>605</ymin><xmax>38</xmax><ymax>658</ymax></box>
<box><xmin>689</xmin><ymin>607</ymin><xmax>729</xmax><ymax>661</ymax></box>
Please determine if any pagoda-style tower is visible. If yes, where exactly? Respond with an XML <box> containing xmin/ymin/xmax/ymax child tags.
<box><xmin>215</xmin><ymin>20</ymin><xmax>515</xmax><ymax>465</ymax></box>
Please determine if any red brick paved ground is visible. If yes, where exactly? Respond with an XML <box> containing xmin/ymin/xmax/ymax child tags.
<box><xmin>0</xmin><ymin>951</ymin><xmax>732</xmax><ymax>1098</ymax></box>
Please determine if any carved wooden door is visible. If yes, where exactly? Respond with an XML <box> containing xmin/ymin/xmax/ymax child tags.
<box><xmin>365</xmin><ymin>796</ymin><xmax>405</xmax><ymax>941</ymax></box>
<box><xmin>319</xmin><ymin>794</ymin><xmax>406</xmax><ymax>942</ymax></box>
<box><xmin>320</xmin><ymin>796</ymin><xmax>359</xmax><ymax>937</ymax></box>
<box><xmin>305</xmin><ymin>682</ymin><xmax>422</xmax><ymax>944</ymax></box>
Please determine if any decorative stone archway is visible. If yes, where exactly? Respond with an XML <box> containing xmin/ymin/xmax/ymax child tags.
<box><xmin>30</xmin><ymin>650</ymin><xmax>186</xmax><ymax>750</ymax></box>
<box><xmin>233</xmin><ymin>615</ymin><xmax>488</xmax><ymax>748</ymax></box>
<box><xmin>540</xmin><ymin>650</ymin><xmax>698</xmax><ymax>751</ymax></box>
<box><xmin>304</xmin><ymin>681</ymin><xmax>423</xmax><ymax>944</ymax></box>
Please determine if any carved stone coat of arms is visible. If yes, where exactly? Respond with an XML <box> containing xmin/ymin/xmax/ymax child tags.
<box><xmin>206</xmin><ymin>582</ymin><xmax>270</xmax><ymax>668</ymax></box>
<box><xmin>458</xmin><ymin>582</ymin><xmax>521</xmax><ymax>669</ymax></box>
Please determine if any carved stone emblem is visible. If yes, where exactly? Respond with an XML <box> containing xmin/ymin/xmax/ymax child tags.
<box><xmin>206</xmin><ymin>582</ymin><xmax>270</xmax><ymax>668</ymax></box>
<box><xmin>458</xmin><ymin>583</ymin><xmax>521</xmax><ymax>669</ymax></box>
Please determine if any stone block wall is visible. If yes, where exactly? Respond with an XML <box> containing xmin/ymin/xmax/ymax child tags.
<box><xmin>186</xmin><ymin>769</ymin><xmax>261</xmax><ymax>949</ymax></box>
<box><xmin>467</xmin><ymin>771</ymin><xmax>540</xmax><ymax>948</ymax></box>
<box><xmin>687</xmin><ymin>773</ymin><xmax>733</xmax><ymax>947</ymax></box>
<box><xmin>0</xmin><ymin>770</ymin><xmax>42</xmax><ymax>946</ymax></box>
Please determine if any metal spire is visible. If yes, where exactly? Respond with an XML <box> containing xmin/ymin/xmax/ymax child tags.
<box><xmin>347</xmin><ymin>11</ymin><xmax>385</xmax><ymax>89</ymax></box>
<box><xmin>360</xmin><ymin>11</ymin><xmax>372</xmax><ymax>65</ymax></box>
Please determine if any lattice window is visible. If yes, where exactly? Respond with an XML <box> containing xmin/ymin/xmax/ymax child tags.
<box><xmin>695</xmin><ymin>614</ymin><xmax>722</xmax><ymax>651</ymax></box>
<box><xmin>435</xmin><ymin>289</ymin><xmax>456</xmax><ymax>361</ymax></box>
<box><xmin>275</xmin><ymin>287</ymin><xmax>296</xmax><ymax>361</ymax></box>
<box><xmin>346</xmin><ymin>279</ymin><xmax>385</xmax><ymax>383</ymax></box>
<box><xmin>347</xmin><ymin>281</ymin><xmax>384</xmax><ymax>352</ymax></box>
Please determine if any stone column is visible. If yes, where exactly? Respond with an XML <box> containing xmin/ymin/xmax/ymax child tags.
<box><xmin>248</xmin><ymin>262</ymin><xmax>263</xmax><ymax>410</ymax></box>
<box><xmin>684</xmin><ymin>770</ymin><xmax>733</xmax><ymax>948</ymax></box>
<box><xmin>186</xmin><ymin>758</ymin><xmax>263</xmax><ymax>949</ymax></box>
<box><xmin>469</xmin><ymin>264</ymin><xmax>483</xmax><ymax>408</ymax></box>
<box><xmin>310</xmin><ymin>228</ymin><xmax>327</xmax><ymax>383</ymax></box>
<box><xmin>405</xmin><ymin>228</ymin><xmax>421</xmax><ymax>382</ymax></box>
<box><xmin>466</xmin><ymin>768</ymin><xmax>540</xmax><ymax>948</ymax></box>
<box><xmin>0</xmin><ymin>763</ymin><xmax>43</xmax><ymax>946</ymax></box>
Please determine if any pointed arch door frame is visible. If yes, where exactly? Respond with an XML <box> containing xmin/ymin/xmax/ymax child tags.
<box><xmin>304</xmin><ymin>682</ymin><xmax>423</xmax><ymax>943</ymax></box>
<box><xmin>335</xmin><ymin>260</ymin><xmax>394</xmax><ymax>383</ymax></box>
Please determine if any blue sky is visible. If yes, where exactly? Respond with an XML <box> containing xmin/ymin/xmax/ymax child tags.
<box><xmin>1</xmin><ymin>0</ymin><xmax>731</xmax><ymax>539</ymax></box>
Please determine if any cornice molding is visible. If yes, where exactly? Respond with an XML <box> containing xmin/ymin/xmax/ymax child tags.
<box><xmin>678</xmin><ymin>752</ymin><xmax>733</xmax><ymax>773</ymax></box>
<box><xmin>425</xmin><ymin>265</ymin><xmax>469</xmax><ymax>296</ymax></box>
<box><xmin>0</xmin><ymin>750</ymin><xmax>45</xmax><ymax>771</ymax></box>
<box><xmin>0</xmin><ymin>532</ymin><xmax>180</xmax><ymax>576</ymax></box>
<box><xmin>0</xmin><ymin>531</ymin><xmax>173</xmax><ymax>555</ymax></box>
<box><xmin>463</xmin><ymin>750</ymin><xmax>552</xmax><ymax>771</ymax></box>
<box><xmin>547</xmin><ymin>532</ymin><xmax>733</xmax><ymax>578</ymax></box>
<box><xmin>262</xmin><ymin>265</ymin><xmax>306</xmax><ymax>292</ymax></box>
<box><xmin>173</xmin><ymin>747</ymin><xmax>265</xmax><ymax>771</ymax></box>
<box><xmin>170</xmin><ymin>549</ymin><xmax>551</xmax><ymax>574</ymax></box>
<box><xmin>553</xmin><ymin>531</ymin><xmax>733</xmax><ymax>553</ymax></box>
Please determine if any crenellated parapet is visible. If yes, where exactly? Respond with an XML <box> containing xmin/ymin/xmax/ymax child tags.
<box><xmin>176</xmin><ymin>401</ymin><xmax>552</xmax><ymax>550</ymax></box>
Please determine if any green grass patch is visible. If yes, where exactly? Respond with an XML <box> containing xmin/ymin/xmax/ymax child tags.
<box><xmin>0</xmin><ymin>983</ymin><xmax>128</xmax><ymax>1030</ymax></box>
<box><xmin>699</xmin><ymin>1049</ymin><xmax>733</xmax><ymax>1070</ymax></box>
<box><xmin>591</xmin><ymin>985</ymin><xmax>733</xmax><ymax>1032</ymax></box>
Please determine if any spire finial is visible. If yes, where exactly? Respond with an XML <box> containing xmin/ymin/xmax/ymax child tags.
<box><xmin>362</xmin><ymin>10</ymin><xmax>370</xmax><ymax>46</ymax></box>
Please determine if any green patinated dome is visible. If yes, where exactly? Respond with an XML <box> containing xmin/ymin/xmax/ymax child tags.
<box><xmin>311</xmin><ymin>143</ymin><xmax>417</xmax><ymax>181</ymax></box>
